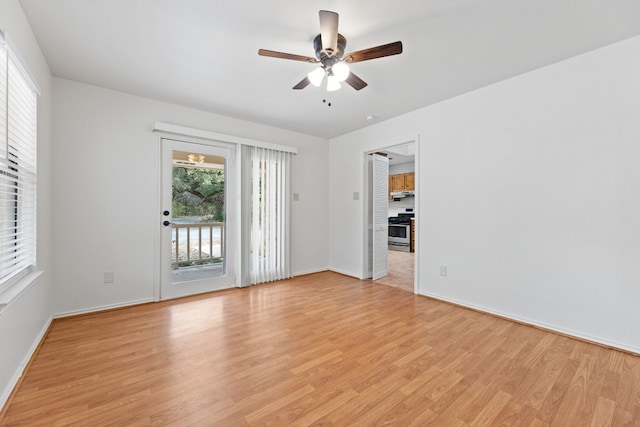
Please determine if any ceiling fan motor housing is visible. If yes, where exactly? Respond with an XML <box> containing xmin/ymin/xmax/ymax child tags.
<box><xmin>314</xmin><ymin>34</ymin><xmax>347</xmax><ymax>62</ymax></box>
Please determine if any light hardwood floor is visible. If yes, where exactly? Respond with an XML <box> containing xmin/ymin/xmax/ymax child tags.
<box><xmin>2</xmin><ymin>271</ymin><xmax>639</xmax><ymax>426</ymax></box>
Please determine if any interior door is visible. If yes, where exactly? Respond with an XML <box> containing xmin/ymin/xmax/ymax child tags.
<box><xmin>160</xmin><ymin>138</ymin><xmax>235</xmax><ymax>299</ymax></box>
<box><xmin>372</xmin><ymin>154</ymin><xmax>389</xmax><ymax>280</ymax></box>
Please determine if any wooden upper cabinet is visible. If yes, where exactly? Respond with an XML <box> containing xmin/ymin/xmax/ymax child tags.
<box><xmin>389</xmin><ymin>173</ymin><xmax>415</xmax><ymax>194</ymax></box>
<box><xmin>391</xmin><ymin>174</ymin><xmax>406</xmax><ymax>191</ymax></box>
<box><xmin>404</xmin><ymin>173</ymin><xmax>415</xmax><ymax>191</ymax></box>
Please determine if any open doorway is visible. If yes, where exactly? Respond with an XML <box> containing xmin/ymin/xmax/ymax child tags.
<box><xmin>363</xmin><ymin>141</ymin><xmax>417</xmax><ymax>293</ymax></box>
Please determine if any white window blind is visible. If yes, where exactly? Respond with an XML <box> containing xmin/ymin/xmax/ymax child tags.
<box><xmin>0</xmin><ymin>31</ymin><xmax>37</xmax><ymax>289</ymax></box>
<box><xmin>242</xmin><ymin>146</ymin><xmax>293</xmax><ymax>285</ymax></box>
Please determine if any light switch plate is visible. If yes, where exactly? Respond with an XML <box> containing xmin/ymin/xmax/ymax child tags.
<box><xmin>439</xmin><ymin>266</ymin><xmax>447</xmax><ymax>277</ymax></box>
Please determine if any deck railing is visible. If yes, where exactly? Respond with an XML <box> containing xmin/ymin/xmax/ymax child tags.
<box><xmin>171</xmin><ymin>222</ymin><xmax>224</xmax><ymax>267</ymax></box>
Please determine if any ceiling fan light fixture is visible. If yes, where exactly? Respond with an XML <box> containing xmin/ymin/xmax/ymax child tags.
<box><xmin>332</xmin><ymin>62</ymin><xmax>350</xmax><ymax>82</ymax></box>
<box><xmin>326</xmin><ymin>74</ymin><xmax>341</xmax><ymax>92</ymax></box>
<box><xmin>308</xmin><ymin>67</ymin><xmax>325</xmax><ymax>87</ymax></box>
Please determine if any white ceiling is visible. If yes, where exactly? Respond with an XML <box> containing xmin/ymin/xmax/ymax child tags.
<box><xmin>19</xmin><ymin>0</ymin><xmax>640</xmax><ymax>139</ymax></box>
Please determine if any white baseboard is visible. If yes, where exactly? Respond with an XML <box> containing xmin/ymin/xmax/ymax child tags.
<box><xmin>54</xmin><ymin>298</ymin><xmax>155</xmax><ymax>319</ymax></box>
<box><xmin>0</xmin><ymin>315</ymin><xmax>53</xmax><ymax>411</ymax></box>
<box><xmin>293</xmin><ymin>268</ymin><xmax>329</xmax><ymax>277</ymax></box>
<box><xmin>328</xmin><ymin>268</ymin><xmax>364</xmax><ymax>280</ymax></box>
<box><xmin>419</xmin><ymin>291</ymin><xmax>640</xmax><ymax>356</ymax></box>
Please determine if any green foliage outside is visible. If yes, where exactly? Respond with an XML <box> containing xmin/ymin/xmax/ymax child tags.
<box><xmin>172</xmin><ymin>166</ymin><xmax>224</xmax><ymax>221</ymax></box>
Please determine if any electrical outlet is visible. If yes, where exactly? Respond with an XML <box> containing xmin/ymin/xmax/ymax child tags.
<box><xmin>439</xmin><ymin>266</ymin><xmax>447</xmax><ymax>277</ymax></box>
<box><xmin>104</xmin><ymin>272</ymin><xmax>114</xmax><ymax>284</ymax></box>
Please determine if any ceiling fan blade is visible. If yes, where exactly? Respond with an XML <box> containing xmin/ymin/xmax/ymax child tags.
<box><xmin>293</xmin><ymin>76</ymin><xmax>311</xmax><ymax>90</ymax></box>
<box><xmin>344</xmin><ymin>41</ymin><xmax>403</xmax><ymax>63</ymax></box>
<box><xmin>345</xmin><ymin>72</ymin><xmax>368</xmax><ymax>90</ymax></box>
<box><xmin>319</xmin><ymin>10</ymin><xmax>339</xmax><ymax>56</ymax></box>
<box><xmin>258</xmin><ymin>49</ymin><xmax>318</xmax><ymax>63</ymax></box>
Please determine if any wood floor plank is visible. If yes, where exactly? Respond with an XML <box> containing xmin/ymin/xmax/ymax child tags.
<box><xmin>376</xmin><ymin>385</ymin><xmax>439</xmax><ymax>425</ymax></box>
<box><xmin>536</xmin><ymin>351</ymin><xmax>582</xmax><ymax>424</ymax></box>
<box><xmin>430</xmin><ymin>379</ymin><xmax>486</xmax><ymax>424</ymax></box>
<box><xmin>470</xmin><ymin>389</ymin><xmax>512</xmax><ymax>426</ymax></box>
<box><xmin>1</xmin><ymin>271</ymin><xmax>639</xmax><ymax>426</ymax></box>
<box><xmin>243</xmin><ymin>384</ymin><xmax>315</xmax><ymax>424</ymax></box>
<box><xmin>280</xmin><ymin>388</ymin><xmax>359</xmax><ymax>427</ymax></box>
<box><xmin>590</xmin><ymin>396</ymin><xmax>615</xmax><ymax>427</ymax></box>
<box><xmin>512</xmin><ymin>334</ymin><xmax>577</xmax><ymax>410</ymax></box>
<box><xmin>492</xmin><ymin>400</ymin><xmax>539</xmax><ymax>426</ymax></box>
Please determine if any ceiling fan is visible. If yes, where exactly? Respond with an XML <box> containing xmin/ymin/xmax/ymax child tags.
<box><xmin>258</xmin><ymin>10</ymin><xmax>403</xmax><ymax>92</ymax></box>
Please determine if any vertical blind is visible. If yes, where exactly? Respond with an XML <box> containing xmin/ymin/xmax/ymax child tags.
<box><xmin>244</xmin><ymin>146</ymin><xmax>293</xmax><ymax>284</ymax></box>
<box><xmin>0</xmin><ymin>31</ymin><xmax>37</xmax><ymax>288</ymax></box>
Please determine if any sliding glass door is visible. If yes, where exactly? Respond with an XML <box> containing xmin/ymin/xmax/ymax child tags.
<box><xmin>160</xmin><ymin>138</ymin><xmax>235</xmax><ymax>299</ymax></box>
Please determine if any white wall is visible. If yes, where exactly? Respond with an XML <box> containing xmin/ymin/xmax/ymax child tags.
<box><xmin>329</xmin><ymin>36</ymin><xmax>640</xmax><ymax>353</ymax></box>
<box><xmin>0</xmin><ymin>0</ymin><xmax>54</xmax><ymax>408</ymax></box>
<box><xmin>52</xmin><ymin>78</ymin><xmax>329</xmax><ymax>315</ymax></box>
<box><xmin>389</xmin><ymin>162</ymin><xmax>415</xmax><ymax>175</ymax></box>
<box><xmin>388</xmin><ymin>198</ymin><xmax>415</xmax><ymax>218</ymax></box>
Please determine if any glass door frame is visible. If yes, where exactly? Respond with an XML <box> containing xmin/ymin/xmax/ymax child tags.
<box><xmin>159</xmin><ymin>136</ymin><xmax>238</xmax><ymax>300</ymax></box>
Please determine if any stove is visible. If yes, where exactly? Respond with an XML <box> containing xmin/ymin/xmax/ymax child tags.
<box><xmin>388</xmin><ymin>213</ymin><xmax>413</xmax><ymax>252</ymax></box>
<box><xmin>389</xmin><ymin>213</ymin><xmax>414</xmax><ymax>225</ymax></box>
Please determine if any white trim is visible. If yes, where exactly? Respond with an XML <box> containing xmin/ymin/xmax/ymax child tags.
<box><xmin>293</xmin><ymin>268</ymin><xmax>329</xmax><ymax>277</ymax></box>
<box><xmin>0</xmin><ymin>315</ymin><xmax>52</xmax><ymax>410</ymax></box>
<box><xmin>0</xmin><ymin>270</ymin><xmax>43</xmax><ymax>313</ymax></box>
<box><xmin>239</xmin><ymin>145</ymin><xmax>252</xmax><ymax>287</ymax></box>
<box><xmin>152</xmin><ymin>133</ymin><xmax>161</xmax><ymax>302</ymax></box>
<box><xmin>329</xmin><ymin>268</ymin><xmax>364</xmax><ymax>280</ymax></box>
<box><xmin>53</xmin><ymin>298</ymin><xmax>155</xmax><ymax>319</ymax></box>
<box><xmin>413</xmin><ymin>135</ymin><xmax>420</xmax><ymax>295</ymax></box>
<box><xmin>152</xmin><ymin>122</ymin><xmax>298</xmax><ymax>154</ymax></box>
<box><xmin>0</xmin><ymin>29</ymin><xmax>41</xmax><ymax>96</ymax></box>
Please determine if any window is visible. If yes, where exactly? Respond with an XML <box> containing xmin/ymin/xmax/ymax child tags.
<box><xmin>0</xmin><ymin>30</ymin><xmax>38</xmax><ymax>291</ymax></box>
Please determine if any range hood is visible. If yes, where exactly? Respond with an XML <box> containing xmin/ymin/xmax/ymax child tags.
<box><xmin>390</xmin><ymin>190</ymin><xmax>415</xmax><ymax>198</ymax></box>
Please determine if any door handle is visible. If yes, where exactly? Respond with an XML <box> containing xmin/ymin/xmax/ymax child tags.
<box><xmin>163</xmin><ymin>210</ymin><xmax>170</xmax><ymax>216</ymax></box>
<box><xmin>163</xmin><ymin>221</ymin><xmax>172</xmax><ymax>227</ymax></box>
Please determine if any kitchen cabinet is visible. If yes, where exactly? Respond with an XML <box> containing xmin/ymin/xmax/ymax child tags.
<box><xmin>411</xmin><ymin>218</ymin><xmax>415</xmax><ymax>252</ymax></box>
<box><xmin>389</xmin><ymin>172</ymin><xmax>415</xmax><ymax>199</ymax></box>
<box><xmin>405</xmin><ymin>173</ymin><xmax>415</xmax><ymax>191</ymax></box>
<box><xmin>391</xmin><ymin>174</ymin><xmax>407</xmax><ymax>191</ymax></box>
